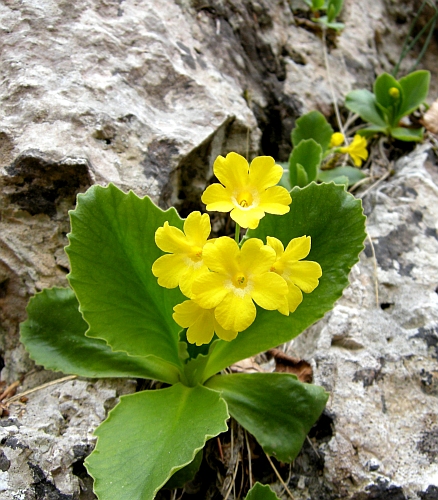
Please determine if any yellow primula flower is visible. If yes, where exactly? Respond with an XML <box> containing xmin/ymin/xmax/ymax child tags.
<box><xmin>201</xmin><ymin>152</ymin><xmax>292</xmax><ymax>229</ymax></box>
<box><xmin>173</xmin><ymin>300</ymin><xmax>238</xmax><ymax>346</ymax></box>
<box><xmin>329</xmin><ymin>132</ymin><xmax>345</xmax><ymax>148</ymax></box>
<box><xmin>267</xmin><ymin>236</ymin><xmax>322</xmax><ymax>314</ymax></box>
<box><xmin>152</xmin><ymin>211</ymin><xmax>211</xmax><ymax>298</ymax></box>
<box><xmin>192</xmin><ymin>237</ymin><xmax>288</xmax><ymax>332</ymax></box>
<box><xmin>339</xmin><ymin>134</ymin><xmax>368</xmax><ymax>167</ymax></box>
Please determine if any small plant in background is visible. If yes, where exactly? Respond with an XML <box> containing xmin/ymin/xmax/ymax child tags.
<box><xmin>20</xmin><ymin>152</ymin><xmax>366</xmax><ymax>499</ymax></box>
<box><xmin>345</xmin><ymin>70</ymin><xmax>431</xmax><ymax>142</ymax></box>
<box><xmin>280</xmin><ymin>110</ymin><xmax>368</xmax><ymax>189</ymax></box>
<box><xmin>392</xmin><ymin>0</ymin><xmax>438</xmax><ymax>78</ymax></box>
<box><xmin>304</xmin><ymin>0</ymin><xmax>345</xmax><ymax>31</ymax></box>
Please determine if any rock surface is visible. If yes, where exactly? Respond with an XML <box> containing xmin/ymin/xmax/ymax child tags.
<box><xmin>1</xmin><ymin>0</ymin><xmax>437</xmax><ymax>498</ymax></box>
<box><xmin>290</xmin><ymin>145</ymin><xmax>438</xmax><ymax>499</ymax></box>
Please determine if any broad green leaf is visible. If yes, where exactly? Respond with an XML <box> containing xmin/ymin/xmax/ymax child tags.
<box><xmin>20</xmin><ymin>287</ymin><xmax>181</xmax><ymax>383</ymax></box>
<box><xmin>202</xmin><ymin>182</ymin><xmax>366</xmax><ymax>380</ymax></box>
<box><xmin>357</xmin><ymin>125</ymin><xmax>387</xmax><ymax>138</ymax></box>
<box><xmin>390</xmin><ymin>126</ymin><xmax>424</xmax><ymax>142</ymax></box>
<box><xmin>318</xmin><ymin>166</ymin><xmax>366</xmax><ymax>186</ymax></box>
<box><xmin>312</xmin><ymin>0</ymin><xmax>326</xmax><ymax>10</ymax></box>
<box><xmin>397</xmin><ymin>70</ymin><xmax>430</xmax><ymax>120</ymax></box>
<box><xmin>328</xmin><ymin>174</ymin><xmax>349</xmax><ymax>187</ymax></box>
<box><xmin>289</xmin><ymin>139</ymin><xmax>322</xmax><ymax>187</ymax></box>
<box><xmin>66</xmin><ymin>184</ymin><xmax>185</xmax><ymax>367</ymax></box>
<box><xmin>291</xmin><ymin>111</ymin><xmax>334</xmax><ymax>152</ymax></box>
<box><xmin>374</xmin><ymin>73</ymin><xmax>402</xmax><ymax>112</ymax></box>
<box><xmin>327</xmin><ymin>0</ymin><xmax>343</xmax><ymax>18</ymax></box>
<box><xmin>245</xmin><ymin>482</ymin><xmax>280</xmax><ymax>500</ymax></box>
<box><xmin>295</xmin><ymin>163</ymin><xmax>309</xmax><ymax>187</ymax></box>
<box><xmin>86</xmin><ymin>384</ymin><xmax>229</xmax><ymax>500</ymax></box>
<box><xmin>163</xmin><ymin>450</ymin><xmax>203</xmax><ymax>490</ymax></box>
<box><xmin>206</xmin><ymin>373</ymin><xmax>328</xmax><ymax>462</ymax></box>
<box><xmin>345</xmin><ymin>89</ymin><xmax>387</xmax><ymax>128</ymax></box>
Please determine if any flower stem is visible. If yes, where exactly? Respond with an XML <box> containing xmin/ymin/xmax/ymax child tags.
<box><xmin>235</xmin><ymin>223</ymin><xmax>241</xmax><ymax>243</ymax></box>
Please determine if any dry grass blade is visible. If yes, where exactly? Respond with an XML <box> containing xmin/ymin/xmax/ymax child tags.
<box><xmin>4</xmin><ymin>375</ymin><xmax>78</xmax><ymax>404</ymax></box>
<box><xmin>265</xmin><ymin>453</ymin><xmax>295</xmax><ymax>500</ymax></box>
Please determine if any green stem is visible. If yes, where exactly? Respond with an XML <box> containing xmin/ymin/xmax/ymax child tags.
<box><xmin>235</xmin><ymin>222</ymin><xmax>241</xmax><ymax>243</ymax></box>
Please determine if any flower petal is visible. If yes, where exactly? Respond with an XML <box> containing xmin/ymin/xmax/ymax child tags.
<box><xmin>286</xmin><ymin>283</ymin><xmax>303</xmax><ymax>313</ymax></box>
<box><xmin>266</xmin><ymin>236</ymin><xmax>284</xmax><ymax>258</ymax></box>
<box><xmin>248</xmin><ymin>156</ymin><xmax>284</xmax><ymax>190</ymax></box>
<box><xmin>283</xmin><ymin>236</ymin><xmax>311</xmax><ymax>261</ymax></box>
<box><xmin>214</xmin><ymin>293</ymin><xmax>256</xmax><ymax>332</ymax></box>
<box><xmin>251</xmin><ymin>272</ymin><xmax>288</xmax><ymax>310</ymax></box>
<box><xmin>259</xmin><ymin>186</ymin><xmax>292</xmax><ymax>214</ymax></box>
<box><xmin>201</xmin><ymin>184</ymin><xmax>234</xmax><ymax>212</ymax></box>
<box><xmin>173</xmin><ymin>300</ymin><xmax>201</xmax><ymax>328</ymax></box>
<box><xmin>183</xmin><ymin>211</ymin><xmax>211</xmax><ymax>243</ymax></box>
<box><xmin>179</xmin><ymin>264</ymin><xmax>210</xmax><ymax>298</ymax></box>
<box><xmin>240</xmin><ymin>238</ymin><xmax>275</xmax><ymax>275</ymax></box>
<box><xmin>288</xmin><ymin>261</ymin><xmax>322</xmax><ymax>293</ymax></box>
<box><xmin>213</xmin><ymin>152</ymin><xmax>249</xmax><ymax>189</ymax></box>
<box><xmin>202</xmin><ymin>237</ymin><xmax>239</xmax><ymax>275</ymax></box>
<box><xmin>173</xmin><ymin>300</ymin><xmax>215</xmax><ymax>345</ymax></box>
<box><xmin>151</xmin><ymin>254</ymin><xmax>186</xmax><ymax>289</ymax></box>
<box><xmin>214</xmin><ymin>319</ymin><xmax>238</xmax><ymax>342</ymax></box>
<box><xmin>186</xmin><ymin>311</ymin><xmax>215</xmax><ymax>346</ymax></box>
<box><xmin>230</xmin><ymin>206</ymin><xmax>266</xmax><ymax>229</ymax></box>
<box><xmin>155</xmin><ymin>222</ymin><xmax>191</xmax><ymax>254</ymax></box>
<box><xmin>193</xmin><ymin>272</ymin><xmax>229</xmax><ymax>309</ymax></box>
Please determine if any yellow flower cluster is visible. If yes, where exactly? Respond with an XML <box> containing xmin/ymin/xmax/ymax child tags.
<box><xmin>152</xmin><ymin>153</ymin><xmax>322</xmax><ymax>346</ymax></box>
<box><xmin>340</xmin><ymin>135</ymin><xmax>368</xmax><ymax>167</ymax></box>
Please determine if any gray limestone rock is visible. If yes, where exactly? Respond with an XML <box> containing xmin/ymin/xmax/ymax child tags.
<box><xmin>289</xmin><ymin>145</ymin><xmax>438</xmax><ymax>499</ymax></box>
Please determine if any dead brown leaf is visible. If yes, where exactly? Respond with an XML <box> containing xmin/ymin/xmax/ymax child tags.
<box><xmin>268</xmin><ymin>348</ymin><xmax>313</xmax><ymax>383</ymax></box>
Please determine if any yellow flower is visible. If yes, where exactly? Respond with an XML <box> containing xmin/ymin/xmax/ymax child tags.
<box><xmin>339</xmin><ymin>134</ymin><xmax>368</xmax><ymax>167</ymax></box>
<box><xmin>267</xmin><ymin>236</ymin><xmax>322</xmax><ymax>314</ymax></box>
<box><xmin>329</xmin><ymin>132</ymin><xmax>345</xmax><ymax>148</ymax></box>
<box><xmin>173</xmin><ymin>300</ymin><xmax>237</xmax><ymax>346</ymax></box>
<box><xmin>201</xmin><ymin>152</ymin><xmax>292</xmax><ymax>229</ymax></box>
<box><xmin>389</xmin><ymin>87</ymin><xmax>400</xmax><ymax>99</ymax></box>
<box><xmin>152</xmin><ymin>211</ymin><xmax>211</xmax><ymax>298</ymax></box>
<box><xmin>192</xmin><ymin>237</ymin><xmax>288</xmax><ymax>332</ymax></box>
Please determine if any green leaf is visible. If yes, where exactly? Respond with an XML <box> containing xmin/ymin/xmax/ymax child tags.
<box><xmin>163</xmin><ymin>450</ymin><xmax>203</xmax><ymax>490</ymax></box>
<box><xmin>66</xmin><ymin>184</ymin><xmax>185</xmax><ymax>367</ymax></box>
<box><xmin>245</xmin><ymin>482</ymin><xmax>280</xmax><ymax>500</ymax></box>
<box><xmin>374</xmin><ymin>73</ymin><xmax>402</xmax><ymax>111</ymax></box>
<box><xmin>202</xmin><ymin>182</ymin><xmax>366</xmax><ymax>380</ymax></box>
<box><xmin>397</xmin><ymin>70</ymin><xmax>430</xmax><ymax>120</ymax></box>
<box><xmin>390</xmin><ymin>126</ymin><xmax>424</xmax><ymax>142</ymax></box>
<box><xmin>316</xmin><ymin>17</ymin><xmax>345</xmax><ymax>31</ymax></box>
<box><xmin>312</xmin><ymin>0</ymin><xmax>326</xmax><ymax>10</ymax></box>
<box><xmin>85</xmin><ymin>383</ymin><xmax>229</xmax><ymax>500</ymax></box>
<box><xmin>277</xmin><ymin>162</ymin><xmax>291</xmax><ymax>191</ymax></box>
<box><xmin>318</xmin><ymin>166</ymin><xmax>366</xmax><ymax>186</ymax></box>
<box><xmin>206</xmin><ymin>373</ymin><xmax>328</xmax><ymax>462</ymax></box>
<box><xmin>356</xmin><ymin>125</ymin><xmax>387</xmax><ymax>138</ymax></box>
<box><xmin>291</xmin><ymin>111</ymin><xmax>334</xmax><ymax>153</ymax></box>
<box><xmin>20</xmin><ymin>287</ymin><xmax>181</xmax><ymax>383</ymax></box>
<box><xmin>327</xmin><ymin>0</ymin><xmax>343</xmax><ymax>18</ymax></box>
<box><xmin>289</xmin><ymin>139</ymin><xmax>322</xmax><ymax>188</ymax></box>
<box><xmin>345</xmin><ymin>89</ymin><xmax>387</xmax><ymax>128</ymax></box>
<box><xmin>296</xmin><ymin>164</ymin><xmax>309</xmax><ymax>187</ymax></box>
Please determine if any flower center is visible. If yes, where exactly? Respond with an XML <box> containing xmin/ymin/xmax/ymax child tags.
<box><xmin>233</xmin><ymin>272</ymin><xmax>247</xmax><ymax>288</ymax></box>
<box><xmin>270</xmin><ymin>260</ymin><xmax>284</xmax><ymax>275</ymax></box>
<box><xmin>236</xmin><ymin>191</ymin><xmax>254</xmax><ymax>208</ymax></box>
<box><xmin>189</xmin><ymin>246</ymin><xmax>203</xmax><ymax>262</ymax></box>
